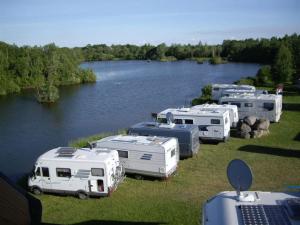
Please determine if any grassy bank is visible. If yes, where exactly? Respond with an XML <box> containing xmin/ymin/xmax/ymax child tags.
<box><xmin>37</xmin><ymin>87</ymin><xmax>300</xmax><ymax>225</ymax></box>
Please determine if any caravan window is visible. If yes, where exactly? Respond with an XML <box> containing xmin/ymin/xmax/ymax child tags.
<box><xmin>222</xmin><ymin>102</ymin><xmax>228</xmax><ymax>104</ymax></box>
<box><xmin>199</xmin><ymin>126</ymin><xmax>208</xmax><ymax>131</ymax></box>
<box><xmin>36</xmin><ymin>167</ymin><xmax>41</xmax><ymax>176</ymax></box>
<box><xmin>245</xmin><ymin>103</ymin><xmax>253</xmax><ymax>107</ymax></box>
<box><xmin>118</xmin><ymin>150</ymin><xmax>128</xmax><ymax>158</ymax></box>
<box><xmin>174</xmin><ymin>119</ymin><xmax>183</xmax><ymax>124</ymax></box>
<box><xmin>157</xmin><ymin>118</ymin><xmax>167</xmax><ymax>123</ymax></box>
<box><xmin>213</xmin><ymin>87</ymin><xmax>219</xmax><ymax>91</ymax></box>
<box><xmin>263</xmin><ymin>102</ymin><xmax>274</xmax><ymax>111</ymax></box>
<box><xmin>185</xmin><ymin>119</ymin><xmax>193</xmax><ymax>124</ymax></box>
<box><xmin>231</xmin><ymin>102</ymin><xmax>241</xmax><ymax>108</ymax></box>
<box><xmin>171</xmin><ymin>149</ymin><xmax>176</xmax><ymax>157</ymax></box>
<box><xmin>56</xmin><ymin>168</ymin><xmax>71</xmax><ymax>177</ymax></box>
<box><xmin>211</xmin><ymin>119</ymin><xmax>221</xmax><ymax>124</ymax></box>
<box><xmin>91</xmin><ymin>168</ymin><xmax>104</xmax><ymax>177</ymax></box>
<box><xmin>42</xmin><ymin>167</ymin><xmax>49</xmax><ymax>177</ymax></box>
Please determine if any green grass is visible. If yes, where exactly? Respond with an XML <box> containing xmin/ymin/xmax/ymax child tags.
<box><xmin>37</xmin><ymin>87</ymin><xmax>300</xmax><ymax>225</ymax></box>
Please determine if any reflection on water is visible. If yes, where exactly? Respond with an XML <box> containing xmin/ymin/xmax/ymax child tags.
<box><xmin>0</xmin><ymin>60</ymin><xmax>260</xmax><ymax>179</ymax></box>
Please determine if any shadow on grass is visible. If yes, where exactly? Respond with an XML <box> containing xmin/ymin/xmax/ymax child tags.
<box><xmin>294</xmin><ymin>132</ymin><xmax>300</xmax><ymax>141</ymax></box>
<box><xmin>283</xmin><ymin>103</ymin><xmax>300</xmax><ymax>111</ymax></box>
<box><xmin>43</xmin><ymin>220</ymin><xmax>166</xmax><ymax>225</ymax></box>
<box><xmin>238</xmin><ymin>145</ymin><xmax>300</xmax><ymax>158</ymax></box>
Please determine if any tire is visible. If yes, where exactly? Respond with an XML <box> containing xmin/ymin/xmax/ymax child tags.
<box><xmin>78</xmin><ymin>191</ymin><xmax>88</xmax><ymax>200</ymax></box>
<box><xmin>32</xmin><ymin>187</ymin><xmax>42</xmax><ymax>195</ymax></box>
<box><xmin>134</xmin><ymin>174</ymin><xmax>143</xmax><ymax>180</ymax></box>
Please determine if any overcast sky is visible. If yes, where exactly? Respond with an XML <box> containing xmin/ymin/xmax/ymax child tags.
<box><xmin>1</xmin><ymin>0</ymin><xmax>299</xmax><ymax>47</ymax></box>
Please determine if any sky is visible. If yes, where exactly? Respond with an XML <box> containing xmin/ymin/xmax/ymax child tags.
<box><xmin>0</xmin><ymin>0</ymin><xmax>299</xmax><ymax>47</ymax></box>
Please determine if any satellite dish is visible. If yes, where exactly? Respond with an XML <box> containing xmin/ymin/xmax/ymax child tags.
<box><xmin>227</xmin><ymin>159</ymin><xmax>254</xmax><ymax>202</ymax></box>
<box><xmin>166</xmin><ymin>112</ymin><xmax>174</xmax><ymax>124</ymax></box>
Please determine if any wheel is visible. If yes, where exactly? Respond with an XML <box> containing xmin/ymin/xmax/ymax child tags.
<box><xmin>78</xmin><ymin>191</ymin><xmax>88</xmax><ymax>200</ymax></box>
<box><xmin>134</xmin><ymin>174</ymin><xmax>143</xmax><ymax>180</ymax></box>
<box><xmin>32</xmin><ymin>187</ymin><xmax>42</xmax><ymax>195</ymax></box>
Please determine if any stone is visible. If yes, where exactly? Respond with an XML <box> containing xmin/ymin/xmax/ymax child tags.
<box><xmin>244</xmin><ymin>116</ymin><xmax>257</xmax><ymax>126</ymax></box>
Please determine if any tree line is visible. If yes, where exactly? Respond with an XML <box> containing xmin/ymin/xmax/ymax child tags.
<box><xmin>1</xmin><ymin>33</ymin><xmax>299</xmax><ymax>102</ymax></box>
<box><xmin>0</xmin><ymin>42</ymin><xmax>96</xmax><ymax>102</ymax></box>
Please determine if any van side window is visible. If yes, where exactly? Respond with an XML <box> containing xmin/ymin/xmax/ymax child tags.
<box><xmin>171</xmin><ymin>149</ymin><xmax>175</xmax><ymax>157</ymax></box>
<box><xmin>231</xmin><ymin>102</ymin><xmax>241</xmax><ymax>108</ymax></box>
<box><xmin>245</xmin><ymin>103</ymin><xmax>253</xmax><ymax>107</ymax></box>
<box><xmin>42</xmin><ymin>167</ymin><xmax>49</xmax><ymax>177</ymax></box>
<box><xmin>185</xmin><ymin>119</ymin><xmax>193</xmax><ymax>124</ymax></box>
<box><xmin>91</xmin><ymin>168</ymin><xmax>104</xmax><ymax>177</ymax></box>
<box><xmin>213</xmin><ymin>87</ymin><xmax>219</xmax><ymax>91</ymax></box>
<box><xmin>118</xmin><ymin>150</ymin><xmax>128</xmax><ymax>158</ymax></box>
<box><xmin>56</xmin><ymin>168</ymin><xmax>71</xmax><ymax>177</ymax></box>
<box><xmin>36</xmin><ymin>167</ymin><xmax>41</xmax><ymax>176</ymax></box>
<box><xmin>174</xmin><ymin>119</ymin><xmax>183</xmax><ymax>124</ymax></box>
<box><xmin>157</xmin><ymin>118</ymin><xmax>167</xmax><ymax>123</ymax></box>
<box><xmin>211</xmin><ymin>119</ymin><xmax>221</xmax><ymax>124</ymax></box>
<box><xmin>222</xmin><ymin>102</ymin><xmax>228</xmax><ymax>104</ymax></box>
<box><xmin>263</xmin><ymin>102</ymin><xmax>274</xmax><ymax>111</ymax></box>
<box><xmin>199</xmin><ymin>126</ymin><xmax>208</xmax><ymax>131</ymax></box>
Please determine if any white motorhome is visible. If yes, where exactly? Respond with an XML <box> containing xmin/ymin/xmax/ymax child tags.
<box><xmin>90</xmin><ymin>135</ymin><xmax>179</xmax><ymax>179</ymax></box>
<box><xmin>157</xmin><ymin>108</ymin><xmax>231</xmax><ymax>142</ymax></box>
<box><xmin>212</xmin><ymin>84</ymin><xmax>256</xmax><ymax>101</ymax></box>
<box><xmin>28</xmin><ymin>147</ymin><xmax>124</xmax><ymax>199</ymax></box>
<box><xmin>219</xmin><ymin>93</ymin><xmax>282</xmax><ymax>122</ymax></box>
<box><xmin>192</xmin><ymin>104</ymin><xmax>239</xmax><ymax>127</ymax></box>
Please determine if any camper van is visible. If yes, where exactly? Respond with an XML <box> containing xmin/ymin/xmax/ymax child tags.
<box><xmin>219</xmin><ymin>93</ymin><xmax>282</xmax><ymax>122</ymax></box>
<box><xmin>28</xmin><ymin>147</ymin><xmax>124</xmax><ymax>199</ymax></box>
<box><xmin>192</xmin><ymin>104</ymin><xmax>239</xmax><ymax>127</ymax></box>
<box><xmin>157</xmin><ymin>108</ymin><xmax>231</xmax><ymax>142</ymax></box>
<box><xmin>90</xmin><ymin>135</ymin><xmax>179</xmax><ymax>179</ymax></box>
<box><xmin>212</xmin><ymin>84</ymin><xmax>256</xmax><ymax>101</ymax></box>
<box><xmin>128</xmin><ymin>122</ymin><xmax>200</xmax><ymax>158</ymax></box>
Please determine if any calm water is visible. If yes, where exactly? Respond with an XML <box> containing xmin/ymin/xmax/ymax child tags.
<box><xmin>0</xmin><ymin>60</ymin><xmax>260</xmax><ymax>179</ymax></box>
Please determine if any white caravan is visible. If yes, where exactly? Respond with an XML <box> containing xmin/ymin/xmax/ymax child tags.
<box><xmin>211</xmin><ymin>84</ymin><xmax>256</xmax><ymax>101</ymax></box>
<box><xmin>192</xmin><ymin>104</ymin><xmax>239</xmax><ymax>127</ymax></box>
<box><xmin>157</xmin><ymin>108</ymin><xmax>231</xmax><ymax>142</ymax></box>
<box><xmin>90</xmin><ymin>135</ymin><xmax>179</xmax><ymax>179</ymax></box>
<box><xmin>28</xmin><ymin>147</ymin><xmax>124</xmax><ymax>199</ymax></box>
<box><xmin>219</xmin><ymin>93</ymin><xmax>282</xmax><ymax>122</ymax></box>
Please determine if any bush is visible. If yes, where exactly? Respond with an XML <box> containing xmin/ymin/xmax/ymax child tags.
<box><xmin>36</xmin><ymin>83</ymin><xmax>59</xmax><ymax>103</ymax></box>
<box><xmin>191</xmin><ymin>85</ymin><xmax>212</xmax><ymax>106</ymax></box>
<box><xmin>209</xmin><ymin>56</ymin><xmax>227</xmax><ymax>65</ymax></box>
<box><xmin>256</xmin><ymin>65</ymin><xmax>273</xmax><ymax>86</ymax></box>
<box><xmin>234</xmin><ymin>77</ymin><xmax>256</xmax><ymax>86</ymax></box>
<box><xmin>78</xmin><ymin>69</ymin><xmax>97</xmax><ymax>83</ymax></box>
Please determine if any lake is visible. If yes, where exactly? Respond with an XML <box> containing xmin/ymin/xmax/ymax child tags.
<box><xmin>0</xmin><ymin>60</ymin><xmax>260</xmax><ymax>180</ymax></box>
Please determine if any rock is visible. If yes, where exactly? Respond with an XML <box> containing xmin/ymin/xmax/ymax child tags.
<box><xmin>240</xmin><ymin>123</ymin><xmax>252</xmax><ymax>133</ymax></box>
<box><xmin>251</xmin><ymin>129</ymin><xmax>270</xmax><ymax>138</ymax></box>
<box><xmin>256</xmin><ymin>119</ymin><xmax>270</xmax><ymax>130</ymax></box>
<box><xmin>244</xmin><ymin>116</ymin><xmax>257</xmax><ymax>126</ymax></box>
<box><xmin>240</xmin><ymin>131</ymin><xmax>251</xmax><ymax>139</ymax></box>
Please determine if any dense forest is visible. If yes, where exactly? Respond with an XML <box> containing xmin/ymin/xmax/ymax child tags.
<box><xmin>0</xmin><ymin>33</ymin><xmax>299</xmax><ymax>102</ymax></box>
<box><xmin>0</xmin><ymin>42</ymin><xmax>96</xmax><ymax>102</ymax></box>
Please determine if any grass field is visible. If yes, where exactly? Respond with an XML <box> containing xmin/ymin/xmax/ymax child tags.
<box><xmin>39</xmin><ymin>86</ymin><xmax>300</xmax><ymax>225</ymax></box>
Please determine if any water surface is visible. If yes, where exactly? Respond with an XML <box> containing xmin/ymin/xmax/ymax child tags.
<box><xmin>0</xmin><ymin>60</ymin><xmax>260</xmax><ymax>179</ymax></box>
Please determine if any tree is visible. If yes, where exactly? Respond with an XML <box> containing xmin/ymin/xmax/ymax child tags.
<box><xmin>256</xmin><ymin>65</ymin><xmax>273</xmax><ymax>86</ymax></box>
<box><xmin>272</xmin><ymin>44</ymin><xmax>294</xmax><ymax>84</ymax></box>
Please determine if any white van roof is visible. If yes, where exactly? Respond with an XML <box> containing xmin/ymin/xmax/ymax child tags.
<box><xmin>221</xmin><ymin>93</ymin><xmax>281</xmax><ymax>101</ymax></box>
<box><xmin>193</xmin><ymin>104</ymin><xmax>238</xmax><ymax>110</ymax></box>
<box><xmin>159</xmin><ymin>108</ymin><xmax>226</xmax><ymax>117</ymax></box>
<box><xmin>38</xmin><ymin>147</ymin><xmax>117</xmax><ymax>163</ymax></box>
<box><xmin>99</xmin><ymin>135</ymin><xmax>173</xmax><ymax>147</ymax></box>
<box><xmin>212</xmin><ymin>84</ymin><xmax>255</xmax><ymax>90</ymax></box>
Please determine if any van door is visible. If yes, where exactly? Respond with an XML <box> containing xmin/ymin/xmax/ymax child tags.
<box><xmin>90</xmin><ymin>179</ymin><xmax>105</xmax><ymax>193</ymax></box>
<box><xmin>40</xmin><ymin>167</ymin><xmax>52</xmax><ymax>190</ymax></box>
